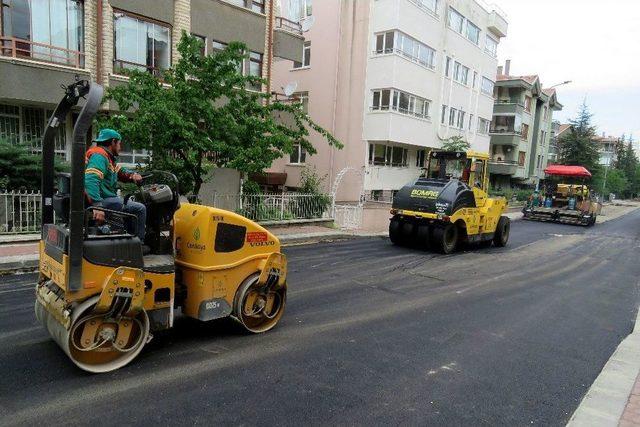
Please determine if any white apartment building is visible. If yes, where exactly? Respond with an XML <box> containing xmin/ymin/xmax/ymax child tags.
<box><xmin>269</xmin><ymin>0</ymin><xmax>508</xmax><ymax>201</ymax></box>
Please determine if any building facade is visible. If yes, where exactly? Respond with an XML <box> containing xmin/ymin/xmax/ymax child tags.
<box><xmin>592</xmin><ymin>134</ymin><xmax>619</xmax><ymax>167</ymax></box>
<box><xmin>487</xmin><ymin>65</ymin><xmax>562</xmax><ymax>190</ymax></box>
<box><xmin>269</xmin><ymin>0</ymin><xmax>508</xmax><ymax>201</ymax></box>
<box><xmin>0</xmin><ymin>0</ymin><xmax>303</xmax><ymax>165</ymax></box>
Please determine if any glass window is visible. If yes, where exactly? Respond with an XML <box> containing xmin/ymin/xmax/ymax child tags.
<box><xmin>468</xmin><ymin>114</ymin><xmax>474</xmax><ymax>131</ymax></box>
<box><xmin>281</xmin><ymin>0</ymin><xmax>312</xmax><ymax>21</ymax></box>
<box><xmin>392</xmin><ymin>147</ymin><xmax>405</xmax><ymax>166</ymax></box>
<box><xmin>522</xmin><ymin>124</ymin><xmax>530</xmax><ymax>139</ymax></box>
<box><xmin>466</xmin><ymin>21</ymin><xmax>480</xmax><ymax>44</ymax></box>
<box><xmin>416</xmin><ymin>149</ymin><xmax>426</xmax><ymax>167</ymax></box>
<box><xmin>1</xmin><ymin>0</ymin><xmax>84</xmax><ymax>67</ymax></box>
<box><xmin>441</xmin><ymin>105</ymin><xmax>447</xmax><ymax>124</ymax></box>
<box><xmin>114</xmin><ymin>13</ymin><xmax>171</xmax><ymax>76</ymax></box>
<box><xmin>485</xmin><ymin>36</ymin><xmax>498</xmax><ymax>57</ymax></box>
<box><xmin>457</xmin><ymin>111</ymin><xmax>465</xmax><ymax>129</ymax></box>
<box><xmin>518</xmin><ymin>151</ymin><xmax>526</xmax><ymax>166</ymax></box>
<box><xmin>373</xmin><ymin>144</ymin><xmax>386</xmax><ymax>165</ymax></box>
<box><xmin>447</xmin><ymin>7</ymin><xmax>464</xmax><ymax>33</ymax></box>
<box><xmin>398</xmin><ymin>92</ymin><xmax>410</xmax><ymax>113</ymax></box>
<box><xmin>478</xmin><ymin>117</ymin><xmax>490</xmax><ymax>134</ymax></box>
<box><xmin>289</xmin><ymin>143</ymin><xmax>306</xmax><ymax>164</ymax></box>
<box><xmin>524</xmin><ymin>96</ymin><xmax>532</xmax><ymax>112</ymax></box>
<box><xmin>248</xmin><ymin>51</ymin><xmax>263</xmax><ymax>90</ymax></box>
<box><xmin>445</xmin><ymin>56</ymin><xmax>451</xmax><ymax>77</ymax></box>
<box><xmin>449</xmin><ymin>108</ymin><xmax>457</xmax><ymax>126</ymax></box>
<box><xmin>293</xmin><ymin>41</ymin><xmax>311</xmax><ymax>68</ymax></box>
<box><xmin>481</xmin><ymin>77</ymin><xmax>494</xmax><ymax>95</ymax></box>
<box><xmin>192</xmin><ymin>34</ymin><xmax>207</xmax><ymax>56</ymax></box>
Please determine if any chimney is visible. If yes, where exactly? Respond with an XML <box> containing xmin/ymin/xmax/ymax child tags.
<box><xmin>505</xmin><ymin>59</ymin><xmax>511</xmax><ymax>76</ymax></box>
<box><xmin>497</xmin><ymin>65</ymin><xmax>503</xmax><ymax>75</ymax></box>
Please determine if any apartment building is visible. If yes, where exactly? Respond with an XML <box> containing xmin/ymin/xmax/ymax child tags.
<box><xmin>0</xmin><ymin>0</ymin><xmax>303</xmax><ymax>165</ymax></box>
<box><xmin>269</xmin><ymin>0</ymin><xmax>508</xmax><ymax>201</ymax></box>
<box><xmin>592</xmin><ymin>133</ymin><xmax>619</xmax><ymax>167</ymax></box>
<box><xmin>487</xmin><ymin>64</ymin><xmax>562</xmax><ymax>190</ymax></box>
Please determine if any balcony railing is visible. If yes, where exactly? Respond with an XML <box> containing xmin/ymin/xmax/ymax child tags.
<box><xmin>113</xmin><ymin>59</ymin><xmax>164</xmax><ymax>77</ymax></box>
<box><xmin>0</xmin><ymin>36</ymin><xmax>84</xmax><ymax>68</ymax></box>
<box><xmin>275</xmin><ymin>17</ymin><xmax>302</xmax><ymax>35</ymax></box>
<box><xmin>490</xmin><ymin>128</ymin><xmax>522</xmax><ymax>136</ymax></box>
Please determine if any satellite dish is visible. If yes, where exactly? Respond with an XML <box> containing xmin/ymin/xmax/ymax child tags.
<box><xmin>301</xmin><ymin>16</ymin><xmax>315</xmax><ymax>32</ymax></box>
<box><xmin>282</xmin><ymin>81</ymin><xmax>298</xmax><ymax>97</ymax></box>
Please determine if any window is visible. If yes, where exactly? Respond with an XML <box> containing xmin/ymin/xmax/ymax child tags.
<box><xmin>293</xmin><ymin>41</ymin><xmax>311</xmax><ymax>68</ymax></box>
<box><xmin>543</xmin><ymin>105</ymin><xmax>549</xmax><ymax>121</ymax></box>
<box><xmin>119</xmin><ymin>140</ymin><xmax>149</xmax><ymax>166</ymax></box>
<box><xmin>477</xmin><ymin>117</ymin><xmax>490</xmax><ymax>134</ymax></box>
<box><xmin>192</xmin><ymin>34</ymin><xmax>207</xmax><ymax>56</ymax></box>
<box><xmin>290</xmin><ymin>144</ymin><xmax>306</xmax><ymax>164</ymax></box>
<box><xmin>518</xmin><ymin>151</ymin><xmax>526</xmax><ymax>166</ymax></box>
<box><xmin>453</xmin><ymin>61</ymin><xmax>469</xmax><ymax>85</ymax></box>
<box><xmin>0</xmin><ymin>104</ymin><xmax>66</xmax><ymax>156</ymax></box>
<box><xmin>392</xmin><ymin>31</ymin><xmax>436</xmax><ymax>69</ymax></box>
<box><xmin>472</xmin><ymin>71</ymin><xmax>477</xmax><ymax>88</ymax></box>
<box><xmin>408</xmin><ymin>0</ymin><xmax>438</xmax><ymax>15</ymax></box>
<box><xmin>466</xmin><ymin>21</ymin><xmax>480</xmax><ymax>45</ymax></box>
<box><xmin>524</xmin><ymin>96</ymin><xmax>532</xmax><ymax>112</ymax></box>
<box><xmin>368</xmin><ymin>143</ymin><xmax>408</xmax><ymax>167</ymax></box>
<box><xmin>371</xmin><ymin>89</ymin><xmax>430</xmax><ymax>118</ymax></box>
<box><xmin>281</xmin><ymin>0</ymin><xmax>312</xmax><ymax>21</ymax></box>
<box><xmin>485</xmin><ymin>36</ymin><xmax>498</xmax><ymax>57</ymax></box>
<box><xmin>456</xmin><ymin>111</ymin><xmax>466</xmax><ymax>129</ymax></box>
<box><xmin>468</xmin><ymin>114</ymin><xmax>474</xmax><ymax>131</ymax></box>
<box><xmin>416</xmin><ymin>149</ymin><xmax>426</xmax><ymax>168</ymax></box>
<box><xmin>223</xmin><ymin>0</ymin><xmax>265</xmax><ymax>13</ymax></box>
<box><xmin>444</xmin><ymin>56</ymin><xmax>452</xmax><ymax>77</ymax></box>
<box><xmin>447</xmin><ymin>7</ymin><xmax>464</xmax><ymax>34</ymax></box>
<box><xmin>481</xmin><ymin>77</ymin><xmax>494</xmax><ymax>96</ymax></box>
<box><xmin>449</xmin><ymin>108</ymin><xmax>457</xmax><ymax>126</ymax></box>
<box><xmin>114</xmin><ymin>12</ymin><xmax>171</xmax><ymax>76</ymax></box>
<box><xmin>521</xmin><ymin>123</ymin><xmax>530</xmax><ymax>139</ymax></box>
<box><xmin>251</xmin><ymin>0</ymin><xmax>265</xmax><ymax>13</ymax></box>
<box><xmin>212</xmin><ymin>40</ymin><xmax>228</xmax><ymax>53</ymax></box>
<box><xmin>1</xmin><ymin>0</ymin><xmax>84</xmax><ymax>67</ymax></box>
<box><xmin>247</xmin><ymin>51</ymin><xmax>263</xmax><ymax>90</ymax></box>
<box><xmin>441</xmin><ymin>105</ymin><xmax>447</xmax><ymax>124</ymax></box>
<box><xmin>536</xmin><ymin>154</ymin><xmax>543</xmax><ymax>169</ymax></box>
<box><xmin>374</xmin><ymin>31</ymin><xmax>394</xmax><ymax>54</ymax></box>
<box><xmin>294</xmin><ymin>91</ymin><xmax>309</xmax><ymax>113</ymax></box>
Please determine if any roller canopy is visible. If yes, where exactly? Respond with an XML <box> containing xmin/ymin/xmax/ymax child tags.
<box><xmin>544</xmin><ymin>165</ymin><xmax>592</xmax><ymax>178</ymax></box>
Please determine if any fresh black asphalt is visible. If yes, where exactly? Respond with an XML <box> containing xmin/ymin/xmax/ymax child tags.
<box><xmin>1</xmin><ymin>210</ymin><xmax>639</xmax><ymax>426</ymax></box>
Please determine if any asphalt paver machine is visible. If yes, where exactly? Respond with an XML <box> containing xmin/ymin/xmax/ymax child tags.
<box><xmin>522</xmin><ymin>165</ymin><xmax>601</xmax><ymax>226</ymax></box>
<box><xmin>35</xmin><ymin>81</ymin><xmax>287</xmax><ymax>372</ymax></box>
<box><xmin>389</xmin><ymin>150</ymin><xmax>510</xmax><ymax>254</ymax></box>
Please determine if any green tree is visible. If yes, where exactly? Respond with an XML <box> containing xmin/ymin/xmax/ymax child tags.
<box><xmin>593</xmin><ymin>168</ymin><xmax>628</xmax><ymax>196</ymax></box>
<box><xmin>441</xmin><ymin>135</ymin><xmax>470</xmax><ymax>152</ymax></box>
<box><xmin>557</xmin><ymin>102</ymin><xmax>600</xmax><ymax>172</ymax></box>
<box><xmin>99</xmin><ymin>32</ymin><xmax>341</xmax><ymax>196</ymax></box>
<box><xmin>0</xmin><ymin>138</ymin><xmax>68</xmax><ymax>190</ymax></box>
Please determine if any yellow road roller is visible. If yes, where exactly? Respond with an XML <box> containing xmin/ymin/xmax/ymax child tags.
<box><xmin>389</xmin><ymin>150</ymin><xmax>510</xmax><ymax>253</ymax></box>
<box><xmin>35</xmin><ymin>81</ymin><xmax>287</xmax><ymax>372</ymax></box>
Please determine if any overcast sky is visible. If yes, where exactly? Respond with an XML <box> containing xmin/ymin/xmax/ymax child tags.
<box><xmin>495</xmin><ymin>0</ymin><xmax>640</xmax><ymax>140</ymax></box>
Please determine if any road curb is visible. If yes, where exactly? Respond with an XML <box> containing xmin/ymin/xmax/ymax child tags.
<box><xmin>567</xmin><ymin>289</ymin><xmax>640</xmax><ymax>426</ymax></box>
<box><xmin>0</xmin><ymin>254</ymin><xmax>39</xmax><ymax>275</ymax></box>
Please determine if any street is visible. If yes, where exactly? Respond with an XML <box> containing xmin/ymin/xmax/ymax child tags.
<box><xmin>1</xmin><ymin>211</ymin><xmax>639</xmax><ymax>426</ymax></box>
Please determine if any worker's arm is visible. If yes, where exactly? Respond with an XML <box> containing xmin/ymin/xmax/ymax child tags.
<box><xmin>85</xmin><ymin>154</ymin><xmax>108</xmax><ymax>205</ymax></box>
<box><xmin>116</xmin><ymin>164</ymin><xmax>142</xmax><ymax>184</ymax></box>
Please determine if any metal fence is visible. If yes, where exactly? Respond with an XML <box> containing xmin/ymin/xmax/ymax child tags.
<box><xmin>0</xmin><ymin>191</ymin><xmax>333</xmax><ymax>234</ymax></box>
<box><xmin>211</xmin><ymin>193</ymin><xmax>333</xmax><ymax>223</ymax></box>
<box><xmin>0</xmin><ymin>190</ymin><xmax>42</xmax><ymax>234</ymax></box>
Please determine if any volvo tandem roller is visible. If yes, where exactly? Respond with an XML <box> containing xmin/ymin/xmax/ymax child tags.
<box><xmin>389</xmin><ymin>150</ymin><xmax>510</xmax><ymax>254</ymax></box>
<box><xmin>35</xmin><ymin>81</ymin><xmax>287</xmax><ymax>373</ymax></box>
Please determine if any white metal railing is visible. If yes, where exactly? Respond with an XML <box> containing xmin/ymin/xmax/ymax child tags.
<box><xmin>0</xmin><ymin>191</ymin><xmax>335</xmax><ymax>234</ymax></box>
<box><xmin>209</xmin><ymin>192</ymin><xmax>333</xmax><ymax>223</ymax></box>
<box><xmin>0</xmin><ymin>190</ymin><xmax>42</xmax><ymax>234</ymax></box>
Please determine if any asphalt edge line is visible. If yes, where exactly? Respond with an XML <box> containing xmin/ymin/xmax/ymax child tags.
<box><xmin>567</xmin><ymin>280</ymin><xmax>640</xmax><ymax>426</ymax></box>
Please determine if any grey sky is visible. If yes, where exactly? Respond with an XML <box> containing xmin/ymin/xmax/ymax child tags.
<box><xmin>495</xmin><ymin>0</ymin><xmax>640</xmax><ymax>139</ymax></box>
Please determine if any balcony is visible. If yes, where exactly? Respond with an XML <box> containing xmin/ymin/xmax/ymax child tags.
<box><xmin>488</xmin><ymin>160</ymin><xmax>518</xmax><ymax>175</ymax></box>
<box><xmin>273</xmin><ymin>17</ymin><xmax>305</xmax><ymax>62</ymax></box>
<box><xmin>488</xmin><ymin>9</ymin><xmax>508</xmax><ymax>38</ymax></box>
<box><xmin>493</xmin><ymin>102</ymin><xmax>524</xmax><ymax>116</ymax></box>
<box><xmin>490</xmin><ymin>130</ymin><xmax>522</xmax><ymax>147</ymax></box>
<box><xmin>0</xmin><ymin>37</ymin><xmax>84</xmax><ymax>68</ymax></box>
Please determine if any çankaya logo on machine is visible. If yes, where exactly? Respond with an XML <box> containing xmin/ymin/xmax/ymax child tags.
<box><xmin>410</xmin><ymin>189</ymin><xmax>440</xmax><ymax>199</ymax></box>
<box><xmin>188</xmin><ymin>226</ymin><xmax>206</xmax><ymax>251</ymax></box>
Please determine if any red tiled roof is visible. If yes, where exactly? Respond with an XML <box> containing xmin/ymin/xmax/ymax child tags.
<box><xmin>496</xmin><ymin>74</ymin><xmax>539</xmax><ymax>85</ymax></box>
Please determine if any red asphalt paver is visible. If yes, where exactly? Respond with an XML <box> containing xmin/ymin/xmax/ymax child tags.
<box><xmin>620</xmin><ymin>373</ymin><xmax>640</xmax><ymax>426</ymax></box>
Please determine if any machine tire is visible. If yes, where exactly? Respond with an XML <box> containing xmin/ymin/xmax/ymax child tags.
<box><xmin>389</xmin><ymin>218</ymin><xmax>402</xmax><ymax>245</ymax></box>
<box><xmin>434</xmin><ymin>223</ymin><xmax>458</xmax><ymax>254</ymax></box>
<box><xmin>401</xmin><ymin>221</ymin><xmax>415</xmax><ymax>243</ymax></box>
<box><xmin>493</xmin><ymin>216</ymin><xmax>510</xmax><ymax>247</ymax></box>
<box><xmin>233</xmin><ymin>273</ymin><xmax>287</xmax><ymax>334</ymax></box>
<box><xmin>416</xmin><ymin>225</ymin><xmax>431</xmax><ymax>249</ymax></box>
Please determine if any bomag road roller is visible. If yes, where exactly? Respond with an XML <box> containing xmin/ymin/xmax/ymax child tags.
<box><xmin>35</xmin><ymin>81</ymin><xmax>287</xmax><ymax>373</ymax></box>
<box><xmin>389</xmin><ymin>150</ymin><xmax>510</xmax><ymax>254</ymax></box>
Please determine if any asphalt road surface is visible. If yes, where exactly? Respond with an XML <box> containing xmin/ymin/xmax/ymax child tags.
<box><xmin>1</xmin><ymin>211</ymin><xmax>640</xmax><ymax>426</ymax></box>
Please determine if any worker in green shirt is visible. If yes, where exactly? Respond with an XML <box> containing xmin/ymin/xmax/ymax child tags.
<box><xmin>85</xmin><ymin>129</ymin><xmax>148</xmax><ymax>253</ymax></box>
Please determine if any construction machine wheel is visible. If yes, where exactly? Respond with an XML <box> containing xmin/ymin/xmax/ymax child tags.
<box><xmin>35</xmin><ymin>295</ymin><xmax>150</xmax><ymax>373</ymax></box>
<box><xmin>401</xmin><ymin>221</ymin><xmax>415</xmax><ymax>243</ymax></box>
<box><xmin>493</xmin><ymin>216</ymin><xmax>510</xmax><ymax>247</ymax></box>
<box><xmin>433</xmin><ymin>223</ymin><xmax>458</xmax><ymax>254</ymax></box>
<box><xmin>416</xmin><ymin>225</ymin><xmax>431</xmax><ymax>249</ymax></box>
<box><xmin>234</xmin><ymin>273</ymin><xmax>287</xmax><ymax>334</ymax></box>
<box><xmin>389</xmin><ymin>218</ymin><xmax>402</xmax><ymax>245</ymax></box>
